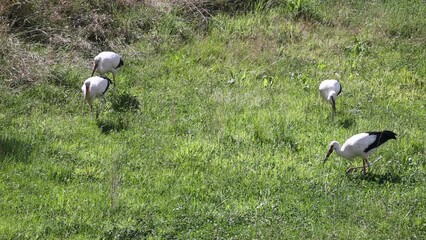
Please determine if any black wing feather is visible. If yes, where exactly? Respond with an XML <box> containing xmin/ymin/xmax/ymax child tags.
<box><xmin>101</xmin><ymin>76</ymin><xmax>112</xmax><ymax>95</ymax></box>
<box><xmin>337</xmin><ymin>81</ymin><xmax>342</xmax><ymax>96</ymax></box>
<box><xmin>364</xmin><ymin>130</ymin><xmax>397</xmax><ymax>153</ymax></box>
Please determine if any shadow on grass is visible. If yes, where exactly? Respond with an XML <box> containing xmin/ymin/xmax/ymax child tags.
<box><xmin>96</xmin><ymin>117</ymin><xmax>128</xmax><ymax>134</ymax></box>
<box><xmin>337</xmin><ymin>115</ymin><xmax>356</xmax><ymax>129</ymax></box>
<box><xmin>110</xmin><ymin>91</ymin><xmax>140</xmax><ymax>112</ymax></box>
<box><xmin>350</xmin><ymin>172</ymin><xmax>402</xmax><ymax>184</ymax></box>
<box><xmin>0</xmin><ymin>137</ymin><xmax>33</xmax><ymax>163</ymax></box>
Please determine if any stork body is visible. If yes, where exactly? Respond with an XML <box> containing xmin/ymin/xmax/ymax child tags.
<box><xmin>91</xmin><ymin>51</ymin><xmax>123</xmax><ymax>87</ymax></box>
<box><xmin>323</xmin><ymin>130</ymin><xmax>397</xmax><ymax>174</ymax></box>
<box><xmin>82</xmin><ymin>76</ymin><xmax>112</xmax><ymax>118</ymax></box>
<box><xmin>319</xmin><ymin>79</ymin><xmax>342</xmax><ymax>121</ymax></box>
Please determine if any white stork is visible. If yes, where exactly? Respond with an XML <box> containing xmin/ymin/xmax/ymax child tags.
<box><xmin>82</xmin><ymin>76</ymin><xmax>112</xmax><ymax>118</ymax></box>
<box><xmin>319</xmin><ymin>79</ymin><xmax>342</xmax><ymax>121</ymax></box>
<box><xmin>91</xmin><ymin>51</ymin><xmax>123</xmax><ymax>87</ymax></box>
<box><xmin>323</xmin><ymin>130</ymin><xmax>397</xmax><ymax>174</ymax></box>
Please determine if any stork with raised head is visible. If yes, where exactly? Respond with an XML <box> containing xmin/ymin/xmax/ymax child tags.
<box><xmin>319</xmin><ymin>79</ymin><xmax>342</xmax><ymax>121</ymax></box>
<box><xmin>323</xmin><ymin>130</ymin><xmax>397</xmax><ymax>175</ymax></box>
<box><xmin>91</xmin><ymin>51</ymin><xmax>123</xmax><ymax>87</ymax></box>
<box><xmin>82</xmin><ymin>76</ymin><xmax>112</xmax><ymax>118</ymax></box>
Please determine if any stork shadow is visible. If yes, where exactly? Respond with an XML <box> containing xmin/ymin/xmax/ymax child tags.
<box><xmin>350</xmin><ymin>172</ymin><xmax>401</xmax><ymax>184</ymax></box>
<box><xmin>0</xmin><ymin>137</ymin><xmax>33</xmax><ymax>163</ymax></box>
<box><xmin>96</xmin><ymin>117</ymin><xmax>128</xmax><ymax>134</ymax></box>
<box><xmin>336</xmin><ymin>115</ymin><xmax>356</xmax><ymax>129</ymax></box>
<box><xmin>110</xmin><ymin>91</ymin><xmax>140</xmax><ymax>112</ymax></box>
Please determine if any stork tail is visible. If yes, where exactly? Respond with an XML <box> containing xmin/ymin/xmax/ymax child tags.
<box><xmin>364</xmin><ymin>130</ymin><xmax>397</xmax><ymax>152</ymax></box>
<box><xmin>116</xmin><ymin>58</ymin><xmax>124</xmax><ymax>69</ymax></box>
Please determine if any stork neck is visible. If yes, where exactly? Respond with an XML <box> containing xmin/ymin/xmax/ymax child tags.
<box><xmin>333</xmin><ymin>142</ymin><xmax>352</xmax><ymax>159</ymax></box>
<box><xmin>328</xmin><ymin>91</ymin><xmax>337</xmax><ymax>101</ymax></box>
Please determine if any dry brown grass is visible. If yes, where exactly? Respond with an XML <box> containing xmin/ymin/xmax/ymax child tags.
<box><xmin>0</xmin><ymin>0</ymin><xmax>277</xmax><ymax>88</ymax></box>
<box><xmin>0</xmin><ymin>35</ymin><xmax>49</xmax><ymax>88</ymax></box>
<box><xmin>0</xmin><ymin>0</ymin><xmax>145</xmax><ymax>88</ymax></box>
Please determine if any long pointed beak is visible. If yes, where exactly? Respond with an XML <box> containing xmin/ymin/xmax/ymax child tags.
<box><xmin>91</xmin><ymin>62</ymin><xmax>98</xmax><ymax>77</ymax></box>
<box><xmin>85</xmin><ymin>84</ymin><xmax>90</xmax><ymax>98</ymax></box>
<box><xmin>323</xmin><ymin>147</ymin><xmax>333</xmax><ymax>164</ymax></box>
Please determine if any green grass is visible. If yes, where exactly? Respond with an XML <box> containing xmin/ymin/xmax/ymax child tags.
<box><xmin>1</xmin><ymin>0</ymin><xmax>425</xmax><ymax>239</ymax></box>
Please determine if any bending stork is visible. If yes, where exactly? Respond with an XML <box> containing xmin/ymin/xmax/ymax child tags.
<box><xmin>91</xmin><ymin>51</ymin><xmax>123</xmax><ymax>88</ymax></box>
<box><xmin>82</xmin><ymin>76</ymin><xmax>112</xmax><ymax>118</ymax></box>
<box><xmin>319</xmin><ymin>79</ymin><xmax>342</xmax><ymax>121</ymax></box>
<box><xmin>323</xmin><ymin>130</ymin><xmax>397</xmax><ymax>175</ymax></box>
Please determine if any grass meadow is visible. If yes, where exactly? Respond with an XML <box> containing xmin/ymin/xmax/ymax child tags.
<box><xmin>0</xmin><ymin>0</ymin><xmax>425</xmax><ymax>238</ymax></box>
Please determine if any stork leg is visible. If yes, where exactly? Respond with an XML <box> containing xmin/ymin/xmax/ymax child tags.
<box><xmin>112</xmin><ymin>73</ymin><xmax>117</xmax><ymax>93</ymax></box>
<box><xmin>345</xmin><ymin>167</ymin><xmax>355</xmax><ymax>174</ymax></box>
<box><xmin>365</xmin><ymin>158</ymin><xmax>371</xmax><ymax>167</ymax></box>
<box><xmin>362</xmin><ymin>158</ymin><xmax>367</xmax><ymax>175</ymax></box>
<box><xmin>97</xmin><ymin>97</ymin><xmax>106</xmax><ymax>119</ymax></box>
<box><xmin>95</xmin><ymin>107</ymin><xmax>99</xmax><ymax>119</ymax></box>
<box><xmin>345</xmin><ymin>158</ymin><xmax>371</xmax><ymax>175</ymax></box>
<box><xmin>331</xmin><ymin>97</ymin><xmax>336</xmax><ymax>121</ymax></box>
<box><xmin>90</xmin><ymin>103</ymin><xmax>94</xmax><ymax>118</ymax></box>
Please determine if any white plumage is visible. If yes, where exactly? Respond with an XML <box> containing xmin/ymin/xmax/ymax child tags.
<box><xmin>82</xmin><ymin>76</ymin><xmax>112</xmax><ymax>118</ymax></box>
<box><xmin>319</xmin><ymin>79</ymin><xmax>342</xmax><ymax>120</ymax></box>
<box><xmin>91</xmin><ymin>51</ymin><xmax>123</xmax><ymax>86</ymax></box>
<box><xmin>323</xmin><ymin>130</ymin><xmax>397</xmax><ymax>174</ymax></box>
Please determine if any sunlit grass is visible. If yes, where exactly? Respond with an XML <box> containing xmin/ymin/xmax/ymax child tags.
<box><xmin>0</xmin><ymin>0</ymin><xmax>425</xmax><ymax>238</ymax></box>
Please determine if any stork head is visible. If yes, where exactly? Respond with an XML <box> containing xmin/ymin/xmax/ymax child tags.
<box><xmin>323</xmin><ymin>141</ymin><xmax>338</xmax><ymax>164</ymax></box>
<box><xmin>91</xmin><ymin>59</ymin><xmax>100</xmax><ymax>77</ymax></box>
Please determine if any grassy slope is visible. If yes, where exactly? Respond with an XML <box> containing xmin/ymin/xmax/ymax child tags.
<box><xmin>1</xmin><ymin>1</ymin><xmax>425</xmax><ymax>239</ymax></box>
